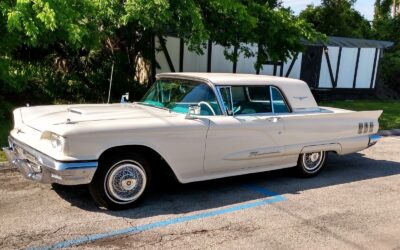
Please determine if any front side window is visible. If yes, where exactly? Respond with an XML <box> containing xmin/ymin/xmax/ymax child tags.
<box><xmin>218</xmin><ymin>86</ymin><xmax>233</xmax><ymax>115</ymax></box>
<box><xmin>140</xmin><ymin>79</ymin><xmax>222</xmax><ymax>115</ymax></box>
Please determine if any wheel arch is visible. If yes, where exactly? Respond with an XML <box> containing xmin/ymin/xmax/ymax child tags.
<box><xmin>97</xmin><ymin>145</ymin><xmax>181</xmax><ymax>183</ymax></box>
<box><xmin>300</xmin><ymin>143</ymin><xmax>341</xmax><ymax>155</ymax></box>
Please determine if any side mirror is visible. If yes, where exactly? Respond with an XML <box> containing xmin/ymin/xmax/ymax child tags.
<box><xmin>120</xmin><ymin>92</ymin><xmax>129</xmax><ymax>103</ymax></box>
<box><xmin>185</xmin><ymin>105</ymin><xmax>201</xmax><ymax>119</ymax></box>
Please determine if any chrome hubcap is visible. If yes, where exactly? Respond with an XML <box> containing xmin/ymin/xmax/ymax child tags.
<box><xmin>310</xmin><ymin>153</ymin><xmax>319</xmax><ymax>162</ymax></box>
<box><xmin>302</xmin><ymin>151</ymin><xmax>324</xmax><ymax>172</ymax></box>
<box><xmin>121</xmin><ymin>178</ymin><xmax>137</xmax><ymax>191</ymax></box>
<box><xmin>105</xmin><ymin>161</ymin><xmax>147</xmax><ymax>204</ymax></box>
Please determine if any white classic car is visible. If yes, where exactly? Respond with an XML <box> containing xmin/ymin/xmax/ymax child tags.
<box><xmin>3</xmin><ymin>73</ymin><xmax>382</xmax><ymax>209</ymax></box>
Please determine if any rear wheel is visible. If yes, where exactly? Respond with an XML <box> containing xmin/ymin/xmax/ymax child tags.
<box><xmin>296</xmin><ymin>151</ymin><xmax>327</xmax><ymax>177</ymax></box>
<box><xmin>89</xmin><ymin>153</ymin><xmax>152</xmax><ymax>210</ymax></box>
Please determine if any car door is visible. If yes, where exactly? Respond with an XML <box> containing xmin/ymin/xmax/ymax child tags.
<box><xmin>203</xmin><ymin>85</ymin><xmax>287</xmax><ymax>173</ymax></box>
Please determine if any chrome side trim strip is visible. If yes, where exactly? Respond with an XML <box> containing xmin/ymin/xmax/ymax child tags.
<box><xmin>54</xmin><ymin>161</ymin><xmax>98</xmax><ymax>170</ymax></box>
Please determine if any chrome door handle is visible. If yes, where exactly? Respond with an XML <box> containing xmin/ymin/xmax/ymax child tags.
<box><xmin>267</xmin><ymin>117</ymin><xmax>282</xmax><ymax>122</ymax></box>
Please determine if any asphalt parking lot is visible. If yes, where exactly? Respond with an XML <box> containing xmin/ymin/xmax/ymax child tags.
<box><xmin>1</xmin><ymin>137</ymin><xmax>400</xmax><ymax>250</ymax></box>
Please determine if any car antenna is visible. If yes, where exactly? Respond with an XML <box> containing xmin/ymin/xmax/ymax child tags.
<box><xmin>107</xmin><ymin>62</ymin><xmax>114</xmax><ymax>104</ymax></box>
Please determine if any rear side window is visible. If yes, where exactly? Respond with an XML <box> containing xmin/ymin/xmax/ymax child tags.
<box><xmin>217</xmin><ymin>85</ymin><xmax>290</xmax><ymax>115</ymax></box>
<box><xmin>231</xmin><ymin>86</ymin><xmax>272</xmax><ymax>115</ymax></box>
<box><xmin>246</xmin><ymin>86</ymin><xmax>270</xmax><ymax>102</ymax></box>
<box><xmin>271</xmin><ymin>87</ymin><xmax>290</xmax><ymax>113</ymax></box>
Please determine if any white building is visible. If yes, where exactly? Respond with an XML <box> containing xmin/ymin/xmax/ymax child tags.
<box><xmin>154</xmin><ymin>36</ymin><xmax>393</xmax><ymax>99</ymax></box>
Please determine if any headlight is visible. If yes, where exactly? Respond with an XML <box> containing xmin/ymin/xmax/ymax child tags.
<box><xmin>50</xmin><ymin>133</ymin><xmax>64</xmax><ymax>152</ymax></box>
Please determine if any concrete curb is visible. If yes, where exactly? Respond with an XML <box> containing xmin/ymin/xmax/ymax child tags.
<box><xmin>379</xmin><ymin>129</ymin><xmax>400</xmax><ymax>137</ymax></box>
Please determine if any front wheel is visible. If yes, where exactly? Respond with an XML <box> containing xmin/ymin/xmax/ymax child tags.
<box><xmin>296</xmin><ymin>151</ymin><xmax>327</xmax><ymax>177</ymax></box>
<box><xmin>89</xmin><ymin>153</ymin><xmax>152</xmax><ymax>210</ymax></box>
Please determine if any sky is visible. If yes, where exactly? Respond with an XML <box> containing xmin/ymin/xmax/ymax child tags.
<box><xmin>282</xmin><ymin>0</ymin><xmax>375</xmax><ymax>21</ymax></box>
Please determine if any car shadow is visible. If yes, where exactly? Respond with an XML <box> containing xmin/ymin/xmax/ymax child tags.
<box><xmin>52</xmin><ymin>152</ymin><xmax>400</xmax><ymax>219</ymax></box>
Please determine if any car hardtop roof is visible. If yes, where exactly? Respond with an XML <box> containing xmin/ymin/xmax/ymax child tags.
<box><xmin>157</xmin><ymin>72</ymin><xmax>306</xmax><ymax>87</ymax></box>
<box><xmin>157</xmin><ymin>72</ymin><xmax>319</xmax><ymax>112</ymax></box>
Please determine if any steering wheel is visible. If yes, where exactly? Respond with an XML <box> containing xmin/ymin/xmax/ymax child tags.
<box><xmin>198</xmin><ymin>101</ymin><xmax>216</xmax><ymax>116</ymax></box>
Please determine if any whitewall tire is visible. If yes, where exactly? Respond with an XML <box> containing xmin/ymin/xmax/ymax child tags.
<box><xmin>89</xmin><ymin>153</ymin><xmax>152</xmax><ymax>210</ymax></box>
<box><xmin>297</xmin><ymin>151</ymin><xmax>327</xmax><ymax>177</ymax></box>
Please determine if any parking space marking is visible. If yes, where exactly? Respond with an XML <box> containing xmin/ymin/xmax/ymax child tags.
<box><xmin>31</xmin><ymin>185</ymin><xmax>286</xmax><ymax>250</ymax></box>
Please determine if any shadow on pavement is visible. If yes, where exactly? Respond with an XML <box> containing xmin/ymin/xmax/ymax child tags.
<box><xmin>52</xmin><ymin>152</ymin><xmax>400</xmax><ymax>219</ymax></box>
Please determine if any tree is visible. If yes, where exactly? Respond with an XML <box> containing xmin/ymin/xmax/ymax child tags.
<box><xmin>0</xmin><ymin>0</ymin><xmax>111</xmax><ymax>103</ymax></box>
<box><xmin>374</xmin><ymin>0</ymin><xmax>400</xmax><ymax>45</ymax></box>
<box><xmin>299</xmin><ymin>0</ymin><xmax>372</xmax><ymax>38</ymax></box>
<box><xmin>0</xmin><ymin>0</ymin><xmax>322</xmax><ymax>105</ymax></box>
<box><xmin>374</xmin><ymin>0</ymin><xmax>393</xmax><ymax>21</ymax></box>
<box><xmin>373</xmin><ymin>0</ymin><xmax>400</xmax><ymax>94</ymax></box>
<box><xmin>198</xmin><ymin>0</ymin><xmax>324</xmax><ymax>69</ymax></box>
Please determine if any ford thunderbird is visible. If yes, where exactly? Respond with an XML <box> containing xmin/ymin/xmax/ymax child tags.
<box><xmin>2</xmin><ymin>73</ymin><xmax>382</xmax><ymax>209</ymax></box>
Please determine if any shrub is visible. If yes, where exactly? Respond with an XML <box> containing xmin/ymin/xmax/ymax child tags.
<box><xmin>379</xmin><ymin>50</ymin><xmax>400</xmax><ymax>94</ymax></box>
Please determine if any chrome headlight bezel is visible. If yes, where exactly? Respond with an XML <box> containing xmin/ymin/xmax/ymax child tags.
<box><xmin>50</xmin><ymin>133</ymin><xmax>65</xmax><ymax>152</ymax></box>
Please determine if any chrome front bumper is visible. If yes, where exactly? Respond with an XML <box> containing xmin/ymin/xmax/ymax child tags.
<box><xmin>2</xmin><ymin>137</ymin><xmax>98</xmax><ymax>185</ymax></box>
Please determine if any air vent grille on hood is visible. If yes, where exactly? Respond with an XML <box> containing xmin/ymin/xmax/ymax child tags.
<box><xmin>68</xmin><ymin>108</ymin><xmax>82</xmax><ymax>115</ymax></box>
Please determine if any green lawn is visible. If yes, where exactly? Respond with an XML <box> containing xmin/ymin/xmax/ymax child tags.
<box><xmin>320</xmin><ymin>99</ymin><xmax>400</xmax><ymax>130</ymax></box>
<box><xmin>0</xmin><ymin>121</ymin><xmax>12</xmax><ymax>162</ymax></box>
<box><xmin>0</xmin><ymin>104</ymin><xmax>13</xmax><ymax>162</ymax></box>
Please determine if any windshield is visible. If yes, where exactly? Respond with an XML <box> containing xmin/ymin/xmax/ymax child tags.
<box><xmin>140</xmin><ymin>79</ymin><xmax>222</xmax><ymax>115</ymax></box>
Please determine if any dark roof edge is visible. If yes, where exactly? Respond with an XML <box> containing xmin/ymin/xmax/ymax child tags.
<box><xmin>301</xmin><ymin>36</ymin><xmax>394</xmax><ymax>49</ymax></box>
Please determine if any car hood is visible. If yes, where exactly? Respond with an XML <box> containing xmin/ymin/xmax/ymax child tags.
<box><xmin>18</xmin><ymin>103</ymin><xmax>177</xmax><ymax>131</ymax></box>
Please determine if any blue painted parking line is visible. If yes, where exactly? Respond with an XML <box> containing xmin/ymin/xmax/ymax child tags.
<box><xmin>31</xmin><ymin>185</ymin><xmax>286</xmax><ymax>250</ymax></box>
